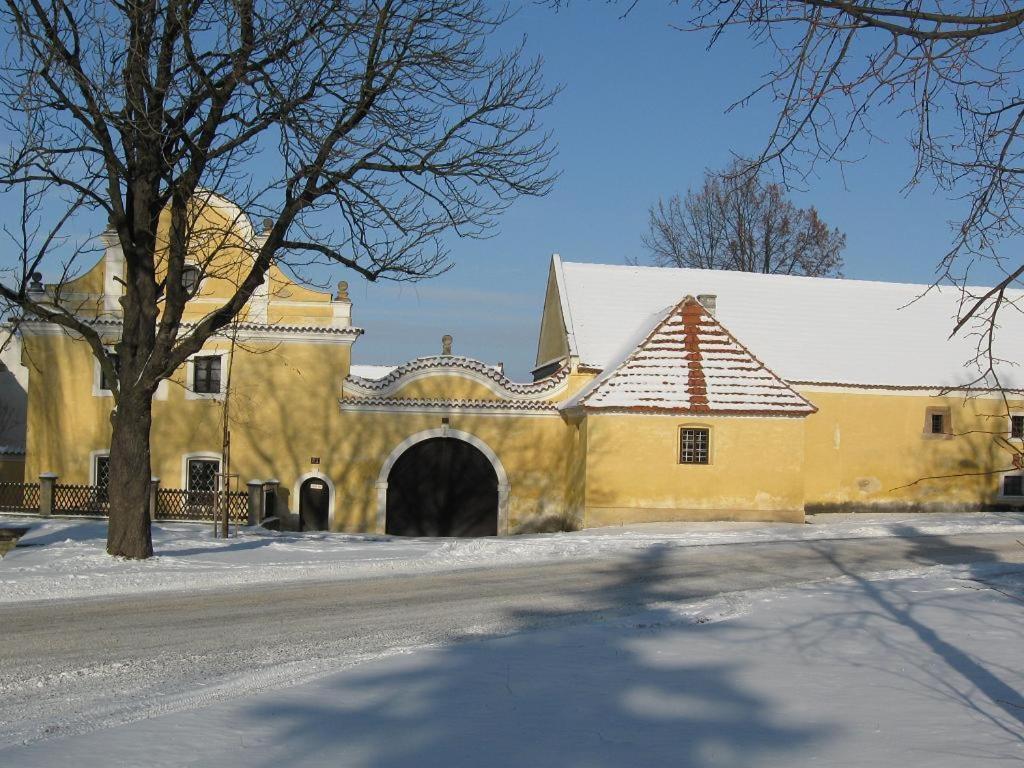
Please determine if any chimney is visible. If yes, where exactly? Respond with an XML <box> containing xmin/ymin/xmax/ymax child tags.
<box><xmin>697</xmin><ymin>294</ymin><xmax>717</xmax><ymax>316</ymax></box>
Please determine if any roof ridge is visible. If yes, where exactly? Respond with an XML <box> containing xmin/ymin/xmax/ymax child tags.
<box><xmin>557</xmin><ymin>259</ymin><xmax>1024</xmax><ymax>295</ymax></box>
<box><xmin>577</xmin><ymin>296</ymin><xmax>816</xmax><ymax>416</ymax></box>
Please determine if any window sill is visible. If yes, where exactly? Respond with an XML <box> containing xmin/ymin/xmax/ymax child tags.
<box><xmin>921</xmin><ymin>432</ymin><xmax>954</xmax><ymax>440</ymax></box>
<box><xmin>185</xmin><ymin>391</ymin><xmax>226</xmax><ymax>401</ymax></box>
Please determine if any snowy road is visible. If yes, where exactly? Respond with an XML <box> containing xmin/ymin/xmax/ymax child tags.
<box><xmin>1</xmin><ymin>529</ymin><xmax>1022</xmax><ymax>751</ymax></box>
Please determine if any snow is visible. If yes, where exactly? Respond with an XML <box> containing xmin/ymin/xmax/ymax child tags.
<box><xmin>348</xmin><ymin>363</ymin><xmax>398</xmax><ymax>380</ymax></box>
<box><xmin>5</xmin><ymin>558</ymin><xmax>1023</xmax><ymax>766</ymax></box>
<box><xmin>570</xmin><ymin>296</ymin><xmax>814</xmax><ymax>414</ymax></box>
<box><xmin>554</xmin><ymin>257</ymin><xmax>1024</xmax><ymax>389</ymax></box>
<box><xmin>2</xmin><ymin>511</ymin><xmax>1024</xmax><ymax>604</ymax></box>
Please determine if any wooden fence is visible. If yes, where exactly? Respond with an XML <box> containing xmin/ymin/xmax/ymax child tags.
<box><xmin>0</xmin><ymin>480</ymin><xmax>248</xmax><ymax>523</ymax></box>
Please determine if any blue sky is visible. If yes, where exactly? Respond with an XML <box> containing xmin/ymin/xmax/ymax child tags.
<box><xmin>1</xmin><ymin>3</ymin><xmax>1004</xmax><ymax>379</ymax></box>
<box><xmin>352</xmin><ymin>2</ymin><xmax>995</xmax><ymax>378</ymax></box>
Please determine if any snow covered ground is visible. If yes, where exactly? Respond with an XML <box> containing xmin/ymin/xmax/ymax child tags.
<box><xmin>4</xmin><ymin>561</ymin><xmax>1023</xmax><ymax>766</ymax></box>
<box><xmin>2</xmin><ymin>511</ymin><xmax>1024</xmax><ymax>603</ymax></box>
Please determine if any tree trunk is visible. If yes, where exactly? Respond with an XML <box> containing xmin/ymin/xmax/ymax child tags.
<box><xmin>106</xmin><ymin>387</ymin><xmax>155</xmax><ymax>559</ymax></box>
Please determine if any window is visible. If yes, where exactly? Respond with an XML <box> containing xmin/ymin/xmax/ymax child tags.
<box><xmin>99</xmin><ymin>352</ymin><xmax>120</xmax><ymax>392</ymax></box>
<box><xmin>924</xmin><ymin>406</ymin><xmax>951</xmax><ymax>438</ymax></box>
<box><xmin>680</xmin><ymin>427</ymin><xmax>710</xmax><ymax>465</ymax></box>
<box><xmin>187</xmin><ymin>458</ymin><xmax>220</xmax><ymax>492</ymax></box>
<box><xmin>186</xmin><ymin>457</ymin><xmax>220</xmax><ymax>508</ymax></box>
<box><xmin>181</xmin><ymin>266</ymin><xmax>201</xmax><ymax>296</ymax></box>
<box><xmin>1011</xmin><ymin>415</ymin><xmax>1024</xmax><ymax>440</ymax></box>
<box><xmin>193</xmin><ymin>355</ymin><xmax>222</xmax><ymax>394</ymax></box>
<box><xmin>94</xmin><ymin>454</ymin><xmax>111</xmax><ymax>503</ymax></box>
<box><xmin>1003</xmin><ymin>475</ymin><xmax>1023</xmax><ymax>497</ymax></box>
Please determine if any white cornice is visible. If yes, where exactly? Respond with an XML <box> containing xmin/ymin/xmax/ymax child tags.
<box><xmin>344</xmin><ymin>355</ymin><xmax>569</xmax><ymax>401</ymax></box>
<box><xmin>19</xmin><ymin>318</ymin><xmax>362</xmax><ymax>345</ymax></box>
<box><xmin>339</xmin><ymin>397</ymin><xmax>561</xmax><ymax>417</ymax></box>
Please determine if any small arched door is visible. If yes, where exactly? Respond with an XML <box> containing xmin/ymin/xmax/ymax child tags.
<box><xmin>386</xmin><ymin>437</ymin><xmax>498</xmax><ymax>537</ymax></box>
<box><xmin>299</xmin><ymin>476</ymin><xmax>330</xmax><ymax>531</ymax></box>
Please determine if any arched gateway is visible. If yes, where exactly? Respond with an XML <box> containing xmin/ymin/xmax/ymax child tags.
<box><xmin>377</xmin><ymin>429</ymin><xmax>509</xmax><ymax>537</ymax></box>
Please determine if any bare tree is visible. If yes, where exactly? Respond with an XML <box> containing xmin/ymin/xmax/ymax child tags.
<box><xmin>665</xmin><ymin>0</ymin><xmax>1024</xmax><ymax>388</ymax></box>
<box><xmin>642</xmin><ymin>160</ymin><xmax>845</xmax><ymax>276</ymax></box>
<box><xmin>0</xmin><ymin>0</ymin><xmax>556</xmax><ymax>558</ymax></box>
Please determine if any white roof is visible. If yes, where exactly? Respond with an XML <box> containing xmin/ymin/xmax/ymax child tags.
<box><xmin>568</xmin><ymin>296</ymin><xmax>815</xmax><ymax>415</ymax></box>
<box><xmin>348</xmin><ymin>364</ymin><xmax>398</xmax><ymax>380</ymax></box>
<box><xmin>554</xmin><ymin>258</ymin><xmax>1024</xmax><ymax>390</ymax></box>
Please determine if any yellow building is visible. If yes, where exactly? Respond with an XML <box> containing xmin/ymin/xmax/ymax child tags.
<box><xmin>9</xmin><ymin>199</ymin><xmax>1024</xmax><ymax>534</ymax></box>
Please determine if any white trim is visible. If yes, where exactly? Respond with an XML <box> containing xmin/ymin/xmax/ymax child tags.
<box><xmin>89</xmin><ymin>351</ymin><xmax>169</xmax><ymax>401</ymax></box>
<box><xmin>344</xmin><ymin>365</ymin><xmax>567</xmax><ymax>402</ymax></box>
<box><xmin>89</xmin><ymin>450</ymin><xmax>110</xmax><ymax>486</ymax></box>
<box><xmin>292</xmin><ymin>471</ymin><xmax>336</xmax><ymax>529</ymax></box>
<box><xmin>374</xmin><ymin>427</ymin><xmax>510</xmax><ymax>536</ymax></box>
<box><xmin>19</xmin><ymin>319</ymin><xmax>361</xmax><ymax>345</ymax></box>
<box><xmin>102</xmin><ymin>242</ymin><xmax>125</xmax><ymax>315</ymax></box>
<box><xmin>185</xmin><ymin>352</ymin><xmax>228</xmax><ymax>401</ymax></box>
<box><xmin>793</xmin><ymin>382</ymin><xmax>1019</xmax><ymax>398</ymax></box>
<box><xmin>181</xmin><ymin>452</ymin><xmax>223</xmax><ymax>490</ymax></box>
<box><xmin>551</xmin><ymin>254</ymin><xmax>579</xmax><ymax>360</ymax></box>
<box><xmin>250</xmin><ymin>274</ymin><xmax>270</xmax><ymax>324</ymax></box>
<box><xmin>339</xmin><ymin>401</ymin><xmax>559</xmax><ymax>417</ymax></box>
<box><xmin>91</xmin><ymin>347</ymin><xmax>118</xmax><ymax>398</ymax></box>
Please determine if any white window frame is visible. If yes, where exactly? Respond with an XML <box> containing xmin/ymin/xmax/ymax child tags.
<box><xmin>181</xmin><ymin>452</ymin><xmax>223</xmax><ymax>491</ymax></box>
<box><xmin>678</xmin><ymin>424</ymin><xmax>713</xmax><ymax>466</ymax></box>
<box><xmin>91</xmin><ymin>347</ymin><xmax>118</xmax><ymax>398</ymax></box>
<box><xmin>92</xmin><ymin>350</ymin><xmax>169</xmax><ymax>400</ymax></box>
<box><xmin>181</xmin><ymin>264</ymin><xmax>203</xmax><ymax>297</ymax></box>
<box><xmin>185</xmin><ymin>352</ymin><xmax>228</xmax><ymax>401</ymax></box>
<box><xmin>89</xmin><ymin>449</ymin><xmax>110</xmax><ymax>486</ymax></box>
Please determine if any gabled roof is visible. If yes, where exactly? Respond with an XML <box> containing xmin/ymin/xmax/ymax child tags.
<box><xmin>551</xmin><ymin>257</ymin><xmax>1024</xmax><ymax>390</ymax></box>
<box><xmin>567</xmin><ymin>296</ymin><xmax>815</xmax><ymax>416</ymax></box>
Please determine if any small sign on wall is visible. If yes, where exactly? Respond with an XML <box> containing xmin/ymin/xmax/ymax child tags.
<box><xmin>310</xmin><ymin>456</ymin><xmax>320</xmax><ymax>465</ymax></box>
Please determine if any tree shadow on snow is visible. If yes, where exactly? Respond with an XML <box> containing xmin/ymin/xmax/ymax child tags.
<box><xmin>241</xmin><ymin>544</ymin><xmax>834</xmax><ymax>767</ymax></box>
<box><xmin>726</xmin><ymin>528</ymin><xmax>1024</xmax><ymax>761</ymax></box>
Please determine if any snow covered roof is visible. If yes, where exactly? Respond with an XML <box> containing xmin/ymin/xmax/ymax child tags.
<box><xmin>348</xmin><ymin>364</ymin><xmax>398</xmax><ymax>380</ymax></box>
<box><xmin>566</xmin><ymin>296</ymin><xmax>816</xmax><ymax>416</ymax></box>
<box><xmin>554</xmin><ymin>258</ymin><xmax>1024</xmax><ymax>390</ymax></box>
<box><xmin>345</xmin><ymin>355</ymin><xmax>568</xmax><ymax>400</ymax></box>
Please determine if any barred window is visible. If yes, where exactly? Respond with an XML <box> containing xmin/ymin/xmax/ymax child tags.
<box><xmin>193</xmin><ymin>355</ymin><xmax>222</xmax><ymax>394</ymax></box>
<box><xmin>680</xmin><ymin>427</ymin><xmax>710</xmax><ymax>465</ymax></box>
<box><xmin>99</xmin><ymin>352</ymin><xmax>120</xmax><ymax>392</ymax></box>
<box><xmin>924</xmin><ymin>407</ymin><xmax>951</xmax><ymax>438</ymax></box>
<box><xmin>94</xmin><ymin>454</ymin><xmax>110</xmax><ymax>502</ymax></box>
<box><xmin>1004</xmin><ymin>475</ymin><xmax>1023</xmax><ymax>497</ymax></box>
<box><xmin>1011</xmin><ymin>415</ymin><xmax>1024</xmax><ymax>440</ymax></box>
<box><xmin>186</xmin><ymin>457</ymin><xmax>220</xmax><ymax>509</ymax></box>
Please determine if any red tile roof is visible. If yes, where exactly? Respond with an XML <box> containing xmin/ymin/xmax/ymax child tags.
<box><xmin>573</xmin><ymin>296</ymin><xmax>816</xmax><ymax>416</ymax></box>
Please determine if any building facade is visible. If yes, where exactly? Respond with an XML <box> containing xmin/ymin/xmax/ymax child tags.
<box><xmin>9</xmin><ymin>199</ymin><xmax>1024</xmax><ymax>534</ymax></box>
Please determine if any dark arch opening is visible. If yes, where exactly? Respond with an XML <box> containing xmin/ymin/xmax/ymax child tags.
<box><xmin>299</xmin><ymin>476</ymin><xmax>330</xmax><ymax>531</ymax></box>
<box><xmin>385</xmin><ymin>437</ymin><xmax>498</xmax><ymax>537</ymax></box>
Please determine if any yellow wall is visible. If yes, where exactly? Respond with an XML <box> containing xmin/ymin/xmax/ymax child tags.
<box><xmin>800</xmin><ymin>388</ymin><xmax>1022</xmax><ymax>511</ymax></box>
<box><xmin>321</xmin><ymin>410</ymin><xmax>578</xmax><ymax>533</ymax></box>
<box><xmin>22</xmin><ymin>329</ymin><xmax>353</xmax><ymax>494</ymax></box>
<box><xmin>582</xmin><ymin>413</ymin><xmax>807</xmax><ymax>525</ymax></box>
